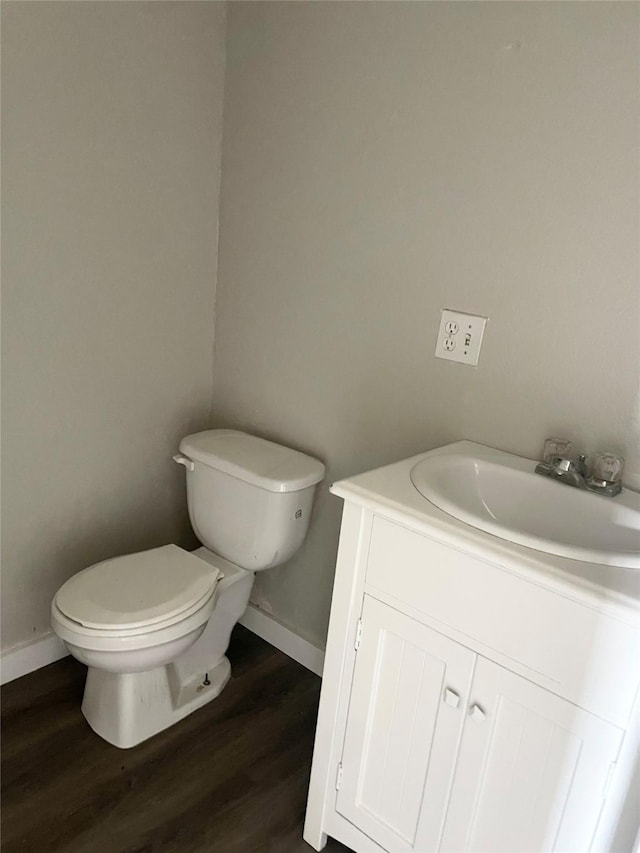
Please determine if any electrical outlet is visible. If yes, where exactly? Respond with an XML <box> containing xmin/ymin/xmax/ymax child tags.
<box><xmin>435</xmin><ymin>309</ymin><xmax>488</xmax><ymax>366</ymax></box>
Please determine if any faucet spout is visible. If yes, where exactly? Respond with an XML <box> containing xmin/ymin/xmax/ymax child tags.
<box><xmin>537</xmin><ymin>456</ymin><xmax>587</xmax><ymax>489</ymax></box>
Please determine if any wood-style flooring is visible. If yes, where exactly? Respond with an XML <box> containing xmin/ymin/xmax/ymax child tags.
<box><xmin>1</xmin><ymin>626</ymin><xmax>351</xmax><ymax>853</ymax></box>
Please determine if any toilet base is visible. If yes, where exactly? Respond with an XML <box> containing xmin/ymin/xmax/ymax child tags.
<box><xmin>82</xmin><ymin>655</ymin><xmax>232</xmax><ymax>749</ymax></box>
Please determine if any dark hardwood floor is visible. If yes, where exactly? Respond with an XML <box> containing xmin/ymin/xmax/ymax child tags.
<box><xmin>1</xmin><ymin>627</ymin><xmax>351</xmax><ymax>853</ymax></box>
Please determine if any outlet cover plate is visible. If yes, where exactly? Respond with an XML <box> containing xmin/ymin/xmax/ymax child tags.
<box><xmin>435</xmin><ymin>309</ymin><xmax>488</xmax><ymax>366</ymax></box>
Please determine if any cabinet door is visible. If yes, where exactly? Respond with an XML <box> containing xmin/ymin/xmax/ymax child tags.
<box><xmin>336</xmin><ymin>596</ymin><xmax>475</xmax><ymax>852</ymax></box>
<box><xmin>441</xmin><ymin>657</ymin><xmax>624</xmax><ymax>853</ymax></box>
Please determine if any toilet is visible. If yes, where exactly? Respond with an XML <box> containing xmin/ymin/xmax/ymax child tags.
<box><xmin>51</xmin><ymin>430</ymin><xmax>325</xmax><ymax>748</ymax></box>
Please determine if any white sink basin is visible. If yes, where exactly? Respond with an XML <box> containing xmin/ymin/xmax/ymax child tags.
<box><xmin>410</xmin><ymin>444</ymin><xmax>640</xmax><ymax>569</ymax></box>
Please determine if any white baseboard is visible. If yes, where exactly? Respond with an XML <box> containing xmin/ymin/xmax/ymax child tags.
<box><xmin>1</xmin><ymin>607</ymin><xmax>325</xmax><ymax>686</ymax></box>
<box><xmin>1</xmin><ymin>632</ymin><xmax>69</xmax><ymax>685</ymax></box>
<box><xmin>239</xmin><ymin>604</ymin><xmax>325</xmax><ymax>677</ymax></box>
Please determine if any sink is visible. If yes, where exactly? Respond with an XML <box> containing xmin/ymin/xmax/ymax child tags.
<box><xmin>410</xmin><ymin>444</ymin><xmax>640</xmax><ymax>569</ymax></box>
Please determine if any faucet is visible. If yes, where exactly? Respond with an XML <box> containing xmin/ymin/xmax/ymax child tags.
<box><xmin>543</xmin><ymin>455</ymin><xmax>588</xmax><ymax>489</ymax></box>
<box><xmin>535</xmin><ymin>442</ymin><xmax>623</xmax><ymax>498</ymax></box>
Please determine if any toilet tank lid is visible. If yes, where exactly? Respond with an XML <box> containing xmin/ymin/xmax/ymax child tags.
<box><xmin>179</xmin><ymin>430</ymin><xmax>325</xmax><ymax>493</ymax></box>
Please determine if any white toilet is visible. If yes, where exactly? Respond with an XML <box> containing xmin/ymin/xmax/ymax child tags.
<box><xmin>51</xmin><ymin>430</ymin><xmax>324</xmax><ymax>748</ymax></box>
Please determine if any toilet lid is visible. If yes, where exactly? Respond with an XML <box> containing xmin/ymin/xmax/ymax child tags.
<box><xmin>55</xmin><ymin>545</ymin><xmax>221</xmax><ymax>630</ymax></box>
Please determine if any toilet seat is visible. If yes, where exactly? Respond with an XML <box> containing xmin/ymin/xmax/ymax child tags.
<box><xmin>51</xmin><ymin>590</ymin><xmax>217</xmax><ymax>652</ymax></box>
<box><xmin>55</xmin><ymin>545</ymin><xmax>221</xmax><ymax>631</ymax></box>
<box><xmin>52</xmin><ymin>545</ymin><xmax>223</xmax><ymax>654</ymax></box>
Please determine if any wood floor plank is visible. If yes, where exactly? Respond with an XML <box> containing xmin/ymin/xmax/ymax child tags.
<box><xmin>1</xmin><ymin>626</ymin><xmax>350</xmax><ymax>853</ymax></box>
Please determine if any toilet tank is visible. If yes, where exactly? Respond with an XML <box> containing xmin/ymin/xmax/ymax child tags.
<box><xmin>176</xmin><ymin>430</ymin><xmax>325</xmax><ymax>571</ymax></box>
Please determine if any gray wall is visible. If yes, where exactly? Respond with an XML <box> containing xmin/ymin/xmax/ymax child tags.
<box><xmin>3</xmin><ymin>1</ymin><xmax>638</xmax><ymax>659</ymax></box>
<box><xmin>214</xmin><ymin>2</ymin><xmax>640</xmax><ymax>648</ymax></box>
<box><xmin>1</xmin><ymin>2</ymin><xmax>226</xmax><ymax>651</ymax></box>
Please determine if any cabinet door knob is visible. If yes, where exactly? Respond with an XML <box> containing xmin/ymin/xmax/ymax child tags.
<box><xmin>469</xmin><ymin>703</ymin><xmax>486</xmax><ymax>723</ymax></box>
<box><xmin>443</xmin><ymin>688</ymin><xmax>460</xmax><ymax>708</ymax></box>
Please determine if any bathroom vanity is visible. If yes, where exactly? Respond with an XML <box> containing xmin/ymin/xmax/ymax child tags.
<box><xmin>304</xmin><ymin>442</ymin><xmax>640</xmax><ymax>853</ymax></box>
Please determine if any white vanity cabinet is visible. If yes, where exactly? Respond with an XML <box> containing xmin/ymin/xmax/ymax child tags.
<box><xmin>439</xmin><ymin>653</ymin><xmax>621</xmax><ymax>853</ymax></box>
<box><xmin>337</xmin><ymin>595</ymin><xmax>622</xmax><ymax>853</ymax></box>
<box><xmin>336</xmin><ymin>595</ymin><xmax>475</xmax><ymax>853</ymax></box>
<box><xmin>304</xmin><ymin>454</ymin><xmax>640</xmax><ymax>853</ymax></box>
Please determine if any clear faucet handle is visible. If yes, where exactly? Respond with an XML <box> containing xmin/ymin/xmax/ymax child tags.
<box><xmin>592</xmin><ymin>452</ymin><xmax>624</xmax><ymax>484</ymax></box>
<box><xmin>542</xmin><ymin>437</ymin><xmax>572</xmax><ymax>464</ymax></box>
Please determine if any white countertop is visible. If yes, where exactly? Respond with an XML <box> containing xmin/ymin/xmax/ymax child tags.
<box><xmin>331</xmin><ymin>441</ymin><xmax>640</xmax><ymax>624</ymax></box>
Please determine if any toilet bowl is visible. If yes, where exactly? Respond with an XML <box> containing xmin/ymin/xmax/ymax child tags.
<box><xmin>51</xmin><ymin>430</ymin><xmax>324</xmax><ymax>748</ymax></box>
<box><xmin>50</xmin><ymin>551</ymin><xmax>220</xmax><ymax>674</ymax></box>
